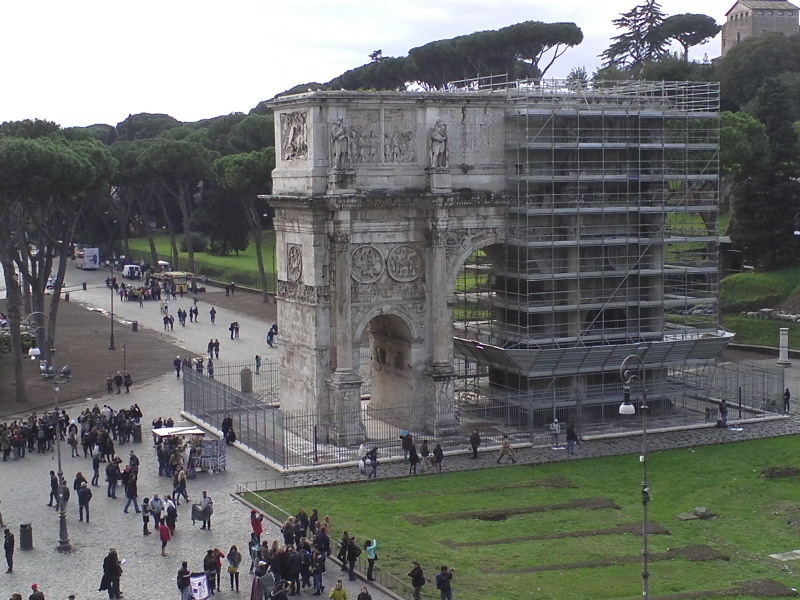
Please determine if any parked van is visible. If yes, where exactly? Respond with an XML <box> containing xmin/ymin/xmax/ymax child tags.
<box><xmin>122</xmin><ymin>265</ymin><xmax>142</xmax><ymax>280</ymax></box>
<box><xmin>75</xmin><ymin>247</ymin><xmax>100</xmax><ymax>270</ymax></box>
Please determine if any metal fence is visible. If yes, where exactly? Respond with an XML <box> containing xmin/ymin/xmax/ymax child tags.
<box><xmin>185</xmin><ymin>355</ymin><xmax>784</xmax><ymax>470</ymax></box>
<box><xmin>183</xmin><ymin>366</ymin><xmax>286</xmax><ymax>466</ymax></box>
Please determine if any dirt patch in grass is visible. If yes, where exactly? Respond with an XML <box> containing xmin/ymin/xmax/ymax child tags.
<box><xmin>483</xmin><ymin>544</ymin><xmax>728</xmax><ymax>574</ymax></box>
<box><xmin>760</xmin><ymin>466</ymin><xmax>800</xmax><ymax>479</ymax></box>
<box><xmin>405</xmin><ymin>497</ymin><xmax>619</xmax><ymax>526</ymax></box>
<box><xmin>444</xmin><ymin>521</ymin><xmax>671</xmax><ymax>547</ymax></box>
<box><xmin>656</xmin><ymin>578</ymin><xmax>798</xmax><ymax>599</ymax></box>
<box><xmin>381</xmin><ymin>476</ymin><xmax>575</xmax><ymax>501</ymax></box>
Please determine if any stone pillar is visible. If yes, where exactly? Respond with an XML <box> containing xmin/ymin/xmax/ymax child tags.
<box><xmin>330</xmin><ymin>226</ymin><xmax>354</xmax><ymax>371</ymax></box>
<box><xmin>327</xmin><ymin>373</ymin><xmax>366</xmax><ymax>445</ymax></box>
<box><xmin>426</xmin><ymin>364</ymin><xmax>459</xmax><ymax>437</ymax></box>
<box><xmin>429</xmin><ymin>220</ymin><xmax>450</xmax><ymax>367</ymax></box>
<box><xmin>327</xmin><ymin>216</ymin><xmax>365</xmax><ymax>444</ymax></box>
<box><xmin>425</xmin><ymin>219</ymin><xmax>458</xmax><ymax>435</ymax></box>
<box><xmin>778</xmin><ymin>327</ymin><xmax>791</xmax><ymax>366</ymax></box>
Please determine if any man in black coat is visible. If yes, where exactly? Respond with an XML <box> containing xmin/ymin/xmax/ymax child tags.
<box><xmin>3</xmin><ymin>527</ymin><xmax>13</xmax><ymax>573</ymax></box>
<box><xmin>469</xmin><ymin>429</ymin><xmax>481</xmax><ymax>459</ymax></box>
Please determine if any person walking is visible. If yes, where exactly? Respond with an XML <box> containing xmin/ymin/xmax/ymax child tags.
<box><xmin>173</xmin><ymin>356</ymin><xmax>182</xmax><ymax>378</ymax></box>
<box><xmin>435</xmin><ymin>566</ymin><xmax>454</xmax><ymax>600</ymax></box>
<box><xmin>408</xmin><ymin>444</ymin><xmax>420</xmax><ymax>475</ymax></box>
<box><xmin>311</xmin><ymin>549</ymin><xmax>326</xmax><ymax>595</ymax></box>
<box><xmin>469</xmin><ymin>429</ymin><xmax>481</xmax><ymax>459</ymax></box>
<box><xmin>364</xmin><ymin>538</ymin><xmax>378</xmax><ymax>581</ymax></box>
<box><xmin>158</xmin><ymin>518</ymin><xmax>171</xmax><ymax>556</ymax></box>
<box><xmin>3</xmin><ymin>527</ymin><xmax>13</xmax><ymax>573</ymax></box>
<box><xmin>113</xmin><ymin>372</ymin><xmax>123</xmax><ymax>395</ymax></box>
<box><xmin>255</xmin><ymin>354</ymin><xmax>261</xmax><ymax>374</ymax></box>
<box><xmin>210</xmin><ymin>307</ymin><xmax>217</xmax><ymax>324</ymax></box>
<box><xmin>550</xmin><ymin>418</ymin><xmax>561</xmax><ymax>448</ymax></box>
<box><xmin>47</xmin><ymin>470</ymin><xmax>58</xmax><ymax>506</ymax></box>
<box><xmin>566</xmin><ymin>423</ymin><xmax>579</xmax><ymax>456</ymax></box>
<box><xmin>719</xmin><ymin>399</ymin><xmax>729</xmax><ymax>428</ymax></box>
<box><xmin>419</xmin><ymin>440</ymin><xmax>431</xmax><ymax>473</ymax></box>
<box><xmin>366</xmin><ymin>447</ymin><xmax>378</xmax><ymax>480</ymax></box>
<box><xmin>433</xmin><ymin>443</ymin><xmax>444</xmax><ymax>473</ymax></box>
<box><xmin>28</xmin><ymin>584</ymin><xmax>45</xmax><ymax>600</ymax></box>
<box><xmin>77</xmin><ymin>481</ymin><xmax>92</xmax><ymax>523</ymax></box>
<box><xmin>407</xmin><ymin>561</ymin><xmax>426</xmax><ymax>600</ymax></box>
<box><xmin>497</xmin><ymin>435</ymin><xmax>517</xmax><ymax>464</ymax></box>
<box><xmin>123</xmin><ymin>473</ymin><xmax>140</xmax><ymax>514</ymax></box>
<box><xmin>784</xmin><ymin>388</ymin><xmax>791</xmax><ymax>414</ymax></box>
<box><xmin>227</xmin><ymin>545</ymin><xmax>242</xmax><ymax>592</ymax></box>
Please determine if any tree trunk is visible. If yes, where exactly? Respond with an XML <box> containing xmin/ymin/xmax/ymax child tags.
<box><xmin>245</xmin><ymin>201</ymin><xmax>271</xmax><ymax>303</ymax></box>
<box><xmin>155</xmin><ymin>192</ymin><xmax>180</xmax><ymax>267</ymax></box>
<box><xmin>176</xmin><ymin>181</ymin><xmax>195</xmax><ymax>274</ymax></box>
<box><xmin>2</xmin><ymin>255</ymin><xmax>28</xmax><ymax>403</ymax></box>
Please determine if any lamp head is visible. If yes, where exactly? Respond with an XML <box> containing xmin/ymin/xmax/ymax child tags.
<box><xmin>619</xmin><ymin>384</ymin><xmax>635</xmax><ymax>415</ymax></box>
<box><xmin>28</xmin><ymin>347</ymin><xmax>41</xmax><ymax>360</ymax></box>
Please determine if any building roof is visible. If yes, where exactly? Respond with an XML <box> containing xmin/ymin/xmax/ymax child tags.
<box><xmin>726</xmin><ymin>0</ymin><xmax>799</xmax><ymax>16</ymax></box>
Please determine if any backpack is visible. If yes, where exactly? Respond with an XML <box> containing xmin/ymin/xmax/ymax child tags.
<box><xmin>351</xmin><ymin>543</ymin><xmax>362</xmax><ymax>558</ymax></box>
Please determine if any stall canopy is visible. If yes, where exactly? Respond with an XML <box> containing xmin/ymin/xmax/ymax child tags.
<box><xmin>152</xmin><ymin>426</ymin><xmax>206</xmax><ymax>438</ymax></box>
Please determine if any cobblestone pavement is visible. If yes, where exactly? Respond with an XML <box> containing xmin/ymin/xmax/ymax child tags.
<box><xmin>0</xmin><ymin>269</ymin><xmax>390</xmax><ymax>600</ymax></box>
<box><xmin>4</xmin><ymin>266</ymin><xmax>800</xmax><ymax>599</ymax></box>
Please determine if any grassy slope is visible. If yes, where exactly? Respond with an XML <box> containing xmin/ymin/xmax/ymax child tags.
<box><xmin>247</xmin><ymin>437</ymin><xmax>800</xmax><ymax>600</ymax></box>
<box><xmin>127</xmin><ymin>232</ymin><xmax>277</xmax><ymax>275</ymax></box>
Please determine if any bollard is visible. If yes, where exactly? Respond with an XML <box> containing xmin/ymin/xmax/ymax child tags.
<box><xmin>82</xmin><ymin>282</ymin><xmax>87</xmax><ymax>291</ymax></box>
<box><xmin>64</xmin><ymin>292</ymin><xmax>70</xmax><ymax>302</ymax></box>
<box><xmin>131</xmin><ymin>321</ymin><xmax>138</xmax><ymax>332</ymax></box>
<box><xmin>20</xmin><ymin>522</ymin><xmax>33</xmax><ymax>550</ymax></box>
<box><xmin>241</xmin><ymin>367</ymin><xmax>253</xmax><ymax>393</ymax></box>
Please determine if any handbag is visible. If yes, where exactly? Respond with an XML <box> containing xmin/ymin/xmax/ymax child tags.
<box><xmin>227</xmin><ymin>566</ymin><xmax>238</xmax><ymax>573</ymax></box>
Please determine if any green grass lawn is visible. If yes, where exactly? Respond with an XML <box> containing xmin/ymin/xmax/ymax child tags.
<box><xmin>127</xmin><ymin>232</ymin><xmax>277</xmax><ymax>288</ymax></box>
<box><xmin>245</xmin><ymin>437</ymin><xmax>800</xmax><ymax>600</ymax></box>
<box><xmin>721</xmin><ymin>266</ymin><xmax>800</xmax><ymax>312</ymax></box>
<box><xmin>723</xmin><ymin>315</ymin><xmax>800</xmax><ymax>349</ymax></box>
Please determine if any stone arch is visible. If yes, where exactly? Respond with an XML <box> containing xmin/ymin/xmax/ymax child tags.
<box><xmin>355</xmin><ymin>311</ymin><xmax>426</xmax><ymax>429</ymax></box>
<box><xmin>353</xmin><ymin>306</ymin><xmax>421</xmax><ymax>345</ymax></box>
<box><xmin>446</xmin><ymin>231</ymin><xmax>505</xmax><ymax>291</ymax></box>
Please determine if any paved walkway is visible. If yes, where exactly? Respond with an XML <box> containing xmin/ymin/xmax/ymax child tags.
<box><xmin>0</xmin><ymin>268</ymin><xmax>386</xmax><ymax>600</ymax></box>
<box><xmin>4</xmin><ymin>265</ymin><xmax>800</xmax><ymax>599</ymax></box>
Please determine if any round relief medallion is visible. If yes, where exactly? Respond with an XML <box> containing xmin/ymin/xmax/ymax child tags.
<box><xmin>351</xmin><ymin>245</ymin><xmax>384</xmax><ymax>284</ymax></box>
<box><xmin>386</xmin><ymin>245</ymin><xmax>421</xmax><ymax>282</ymax></box>
<box><xmin>287</xmin><ymin>244</ymin><xmax>302</xmax><ymax>282</ymax></box>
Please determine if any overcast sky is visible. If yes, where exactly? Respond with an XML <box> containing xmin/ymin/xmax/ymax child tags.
<box><xmin>2</xmin><ymin>0</ymin><xmax>733</xmax><ymax>128</ymax></box>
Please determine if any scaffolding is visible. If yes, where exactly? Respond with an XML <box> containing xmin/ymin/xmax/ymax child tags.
<box><xmin>453</xmin><ymin>78</ymin><xmax>731</xmax><ymax>424</ymax></box>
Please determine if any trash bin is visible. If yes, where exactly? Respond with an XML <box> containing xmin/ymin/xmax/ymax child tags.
<box><xmin>132</xmin><ymin>424</ymin><xmax>142</xmax><ymax>443</ymax></box>
<box><xmin>20</xmin><ymin>523</ymin><xmax>33</xmax><ymax>550</ymax></box>
<box><xmin>131</xmin><ymin>321</ymin><xmax>138</xmax><ymax>332</ymax></box>
<box><xmin>82</xmin><ymin>282</ymin><xmax>87</xmax><ymax>291</ymax></box>
<box><xmin>241</xmin><ymin>367</ymin><xmax>253</xmax><ymax>393</ymax></box>
<box><xmin>64</xmin><ymin>293</ymin><xmax>70</xmax><ymax>302</ymax></box>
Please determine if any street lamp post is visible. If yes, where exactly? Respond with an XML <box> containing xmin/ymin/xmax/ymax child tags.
<box><xmin>107</xmin><ymin>260</ymin><xmax>116</xmax><ymax>350</ymax></box>
<box><xmin>26</xmin><ymin>311</ymin><xmax>72</xmax><ymax>553</ymax></box>
<box><xmin>619</xmin><ymin>354</ymin><xmax>649</xmax><ymax>600</ymax></box>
